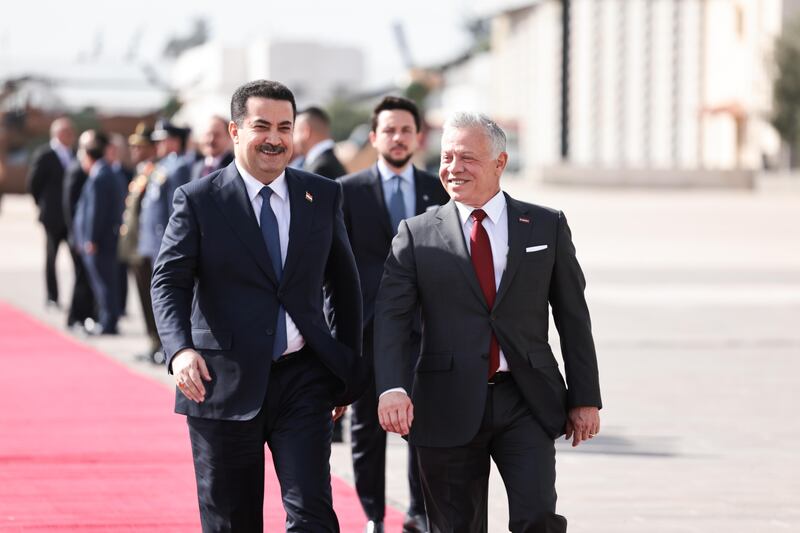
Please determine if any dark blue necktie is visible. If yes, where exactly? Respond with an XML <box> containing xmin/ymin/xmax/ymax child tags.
<box><xmin>387</xmin><ymin>175</ymin><xmax>406</xmax><ymax>235</ymax></box>
<box><xmin>258</xmin><ymin>187</ymin><xmax>287</xmax><ymax>360</ymax></box>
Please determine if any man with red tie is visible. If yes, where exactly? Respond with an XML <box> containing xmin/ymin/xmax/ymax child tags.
<box><xmin>374</xmin><ymin>112</ymin><xmax>602</xmax><ymax>532</ymax></box>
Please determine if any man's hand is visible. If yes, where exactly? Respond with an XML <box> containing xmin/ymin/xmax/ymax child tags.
<box><xmin>565</xmin><ymin>406</ymin><xmax>600</xmax><ymax>447</ymax></box>
<box><xmin>84</xmin><ymin>242</ymin><xmax>96</xmax><ymax>255</ymax></box>
<box><xmin>378</xmin><ymin>391</ymin><xmax>414</xmax><ymax>435</ymax></box>
<box><xmin>172</xmin><ymin>349</ymin><xmax>212</xmax><ymax>403</ymax></box>
<box><xmin>332</xmin><ymin>405</ymin><xmax>347</xmax><ymax>422</ymax></box>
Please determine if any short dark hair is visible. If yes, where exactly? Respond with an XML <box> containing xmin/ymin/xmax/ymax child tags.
<box><xmin>82</xmin><ymin>130</ymin><xmax>109</xmax><ymax>161</ymax></box>
<box><xmin>230</xmin><ymin>80</ymin><xmax>296</xmax><ymax>126</ymax></box>
<box><xmin>371</xmin><ymin>96</ymin><xmax>421</xmax><ymax>132</ymax></box>
<box><xmin>298</xmin><ymin>106</ymin><xmax>331</xmax><ymax>127</ymax></box>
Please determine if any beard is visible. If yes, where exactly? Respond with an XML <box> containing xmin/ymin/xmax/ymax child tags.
<box><xmin>382</xmin><ymin>152</ymin><xmax>413</xmax><ymax>169</ymax></box>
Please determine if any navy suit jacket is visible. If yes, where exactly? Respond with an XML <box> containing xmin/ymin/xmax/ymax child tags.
<box><xmin>73</xmin><ymin>161</ymin><xmax>126</xmax><ymax>254</ymax></box>
<box><xmin>339</xmin><ymin>165</ymin><xmax>449</xmax><ymax>328</ymax></box>
<box><xmin>151</xmin><ymin>162</ymin><xmax>365</xmax><ymax>420</ymax></box>
<box><xmin>27</xmin><ymin>146</ymin><xmax>69</xmax><ymax>233</ymax></box>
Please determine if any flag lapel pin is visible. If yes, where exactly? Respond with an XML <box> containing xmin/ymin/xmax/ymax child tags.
<box><xmin>305</xmin><ymin>191</ymin><xmax>314</xmax><ymax>202</ymax></box>
<box><xmin>518</xmin><ymin>216</ymin><xmax>530</xmax><ymax>224</ymax></box>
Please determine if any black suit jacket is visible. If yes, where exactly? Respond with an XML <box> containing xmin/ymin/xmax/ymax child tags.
<box><xmin>27</xmin><ymin>146</ymin><xmax>69</xmax><ymax>232</ymax></box>
<box><xmin>304</xmin><ymin>148</ymin><xmax>346</xmax><ymax>179</ymax></box>
<box><xmin>374</xmin><ymin>194</ymin><xmax>602</xmax><ymax>446</ymax></box>
<box><xmin>151</xmin><ymin>162</ymin><xmax>365</xmax><ymax>420</ymax></box>
<box><xmin>340</xmin><ymin>165</ymin><xmax>449</xmax><ymax>328</ymax></box>
<box><xmin>62</xmin><ymin>161</ymin><xmax>88</xmax><ymax>243</ymax></box>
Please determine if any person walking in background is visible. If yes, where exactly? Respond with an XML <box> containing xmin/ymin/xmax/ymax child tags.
<box><xmin>191</xmin><ymin>115</ymin><xmax>233</xmax><ymax>180</ymax></box>
<box><xmin>106</xmin><ymin>133</ymin><xmax>134</xmax><ymax>317</ymax></box>
<box><xmin>375</xmin><ymin>112</ymin><xmax>602</xmax><ymax>533</ymax></box>
<box><xmin>26</xmin><ymin>117</ymin><xmax>76</xmax><ymax>308</ymax></box>
<box><xmin>136</xmin><ymin>120</ymin><xmax>192</xmax><ymax>358</ymax></box>
<box><xmin>62</xmin><ymin>154</ymin><xmax>96</xmax><ymax>332</ymax></box>
<box><xmin>119</xmin><ymin>123</ymin><xmax>162</xmax><ymax>362</ymax></box>
<box><xmin>339</xmin><ymin>95</ymin><xmax>448</xmax><ymax>533</ymax></box>
<box><xmin>72</xmin><ymin>130</ymin><xmax>126</xmax><ymax>336</ymax></box>
<box><xmin>293</xmin><ymin>106</ymin><xmax>347</xmax><ymax>179</ymax></box>
<box><xmin>151</xmin><ymin>80</ymin><xmax>365</xmax><ymax>532</ymax></box>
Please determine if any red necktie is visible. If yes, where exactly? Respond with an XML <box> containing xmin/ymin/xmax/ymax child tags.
<box><xmin>470</xmin><ymin>209</ymin><xmax>500</xmax><ymax>378</ymax></box>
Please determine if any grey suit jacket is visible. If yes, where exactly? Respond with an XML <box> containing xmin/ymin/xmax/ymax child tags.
<box><xmin>374</xmin><ymin>193</ymin><xmax>601</xmax><ymax>446</ymax></box>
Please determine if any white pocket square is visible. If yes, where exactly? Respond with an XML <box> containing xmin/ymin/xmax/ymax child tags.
<box><xmin>525</xmin><ymin>245</ymin><xmax>548</xmax><ymax>253</ymax></box>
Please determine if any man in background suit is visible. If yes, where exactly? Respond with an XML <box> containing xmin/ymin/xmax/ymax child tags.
<box><xmin>191</xmin><ymin>115</ymin><xmax>233</xmax><ymax>181</ymax></box>
<box><xmin>62</xmin><ymin>158</ymin><xmax>96</xmax><ymax>331</ymax></box>
<box><xmin>293</xmin><ymin>106</ymin><xmax>347</xmax><ymax>179</ymax></box>
<box><xmin>27</xmin><ymin>117</ymin><xmax>75</xmax><ymax>307</ymax></box>
<box><xmin>375</xmin><ymin>113</ymin><xmax>602</xmax><ymax>532</ymax></box>
<box><xmin>73</xmin><ymin>130</ymin><xmax>126</xmax><ymax>335</ymax></box>
<box><xmin>340</xmin><ymin>96</ymin><xmax>448</xmax><ymax>533</ymax></box>
<box><xmin>151</xmin><ymin>80</ymin><xmax>365</xmax><ymax>532</ymax></box>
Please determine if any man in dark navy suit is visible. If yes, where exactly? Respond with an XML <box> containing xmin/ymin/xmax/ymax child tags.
<box><xmin>151</xmin><ymin>80</ymin><xmax>364</xmax><ymax>533</ymax></box>
<box><xmin>73</xmin><ymin>130</ymin><xmax>126</xmax><ymax>335</ymax></box>
<box><xmin>340</xmin><ymin>96</ymin><xmax>449</xmax><ymax>533</ymax></box>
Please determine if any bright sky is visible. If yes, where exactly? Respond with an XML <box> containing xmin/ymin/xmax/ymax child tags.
<box><xmin>0</xmin><ymin>0</ymin><xmax>493</xmax><ymax>88</ymax></box>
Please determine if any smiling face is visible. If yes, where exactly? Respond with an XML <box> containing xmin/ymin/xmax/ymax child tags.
<box><xmin>369</xmin><ymin>109</ymin><xmax>420</xmax><ymax>172</ymax></box>
<box><xmin>229</xmin><ymin>97</ymin><xmax>294</xmax><ymax>184</ymax></box>
<box><xmin>439</xmin><ymin>126</ymin><xmax>508</xmax><ymax>208</ymax></box>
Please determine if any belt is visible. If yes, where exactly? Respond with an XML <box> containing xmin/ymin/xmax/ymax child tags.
<box><xmin>488</xmin><ymin>371</ymin><xmax>512</xmax><ymax>385</ymax></box>
<box><xmin>271</xmin><ymin>344</ymin><xmax>310</xmax><ymax>367</ymax></box>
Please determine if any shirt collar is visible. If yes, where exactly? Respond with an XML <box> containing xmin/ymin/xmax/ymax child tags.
<box><xmin>50</xmin><ymin>138</ymin><xmax>71</xmax><ymax>157</ymax></box>
<box><xmin>455</xmin><ymin>189</ymin><xmax>506</xmax><ymax>226</ymax></box>
<box><xmin>377</xmin><ymin>158</ymin><xmax>414</xmax><ymax>184</ymax></box>
<box><xmin>305</xmin><ymin>139</ymin><xmax>336</xmax><ymax>165</ymax></box>
<box><xmin>236</xmin><ymin>160</ymin><xmax>288</xmax><ymax>203</ymax></box>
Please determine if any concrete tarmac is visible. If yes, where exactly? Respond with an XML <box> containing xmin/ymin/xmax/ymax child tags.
<box><xmin>2</xmin><ymin>180</ymin><xmax>798</xmax><ymax>532</ymax></box>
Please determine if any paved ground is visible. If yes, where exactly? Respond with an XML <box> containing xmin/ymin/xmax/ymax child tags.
<box><xmin>1</xmin><ymin>180</ymin><xmax>799</xmax><ymax>532</ymax></box>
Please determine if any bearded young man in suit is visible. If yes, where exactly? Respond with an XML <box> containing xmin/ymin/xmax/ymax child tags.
<box><xmin>151</xmin><ymin>79</ymin><xmax>364</xmax><ymax>533</ymax></box>
<box><xmin>26</xmin><ymin>117</ymin><xmax>76</xmax><ymax>308</ymax></box>
<box><xmin>340</xmin><ymin>96</ymin><xmax>449</xmax><ymax>533</ymax></box>
<box><xmin>374</xmin><ymin>112</ymin><xmax>602</xmax><ymax>533</ymax></box>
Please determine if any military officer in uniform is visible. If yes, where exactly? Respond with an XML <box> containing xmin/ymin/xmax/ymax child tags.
<box><xmin>136</xmin><ymin>120</ymin><xmax>192</xmax><ymax>363</ymax></box>
<box><xmin>119</xmin><ymin>123</ymin><xmax>163</xmax><ymax>362</ymax></box>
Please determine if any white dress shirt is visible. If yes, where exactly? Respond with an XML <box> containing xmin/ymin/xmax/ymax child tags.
<box><xmin>377</xmin><ymin>159</ymin><xmax>416</xmax><ymax>221</ymax></box>
<box><xmin>454</xmin><ymin>189</ymin><xmax>510</xmax><ymax>371</ymax></box>
<box><xmin>236</xmin><ymin>161</ymin><xmax>305</xmax><ymax>354</ymax></box>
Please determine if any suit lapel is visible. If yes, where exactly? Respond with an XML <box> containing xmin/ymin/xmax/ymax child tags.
<box><xmin>281</xmin><ymin>168</ymin><xmax>314</xmax><ymax>287</ymax></box>
<box><xmin>434</xmin><ymin>201</ymin><xmax>487</xmax><ymax>306</ymax></box>
<box><xmin>211</xmin><ymin>163</ymin><xmax>278</xmax><ymax>286</ymax></box>
<box><xmin>413</xmin><ymin>167</ymin><xmax>434</xmax><ymax>216</ymax></box>
<box><xmin>367</xmin><ymin>165</ymin><xmax>394</xmax><ymax>239</ymax></box>
<box><xmin>494</xmin><ymin>194</ymin><xmax>534</xmax><ymax>309</ymax></box>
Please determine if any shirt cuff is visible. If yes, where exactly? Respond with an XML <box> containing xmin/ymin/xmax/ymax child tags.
<box><xmin>379</xmin><ymin>387</ymin><xmax>407</xmax><ymax>398</ymax></box>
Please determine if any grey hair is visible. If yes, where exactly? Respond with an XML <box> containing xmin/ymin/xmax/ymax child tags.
<box><xmin>443</xmin><ymin>112</ymin><xmax>507</xmax><ymax>157</ymax></box>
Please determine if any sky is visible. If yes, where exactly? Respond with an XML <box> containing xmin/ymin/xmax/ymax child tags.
<box><xmin>0</xmin><ymin>0</ymin><xmax>500</xmax><ymax>88</ymax></box>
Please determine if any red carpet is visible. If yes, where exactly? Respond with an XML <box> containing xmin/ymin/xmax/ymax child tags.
<box><xmin>0</xmin><ymin>302</ymin><xmax>404</xmax><ymax>531</ymax></box>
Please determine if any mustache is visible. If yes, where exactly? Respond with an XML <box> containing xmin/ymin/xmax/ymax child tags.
<box><xmin>257</xmin><ymin>143</ymin><xmax>286</xmax><ymax>154</ymax></box>
<box><xmin>391</xmin><ymin>143</ymin><xmax>408</xmax><ymax>151</ymax></box>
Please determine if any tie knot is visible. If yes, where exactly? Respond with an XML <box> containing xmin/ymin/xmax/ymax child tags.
<box><xmin>259</xmin><ymin>186</ymin><xmax>273</xmax><ymax>200</ymax></box>
<box><xmin>471</xmin><ymin>209</ymin><xmax>487</xmax><ymax>223</ymax></box>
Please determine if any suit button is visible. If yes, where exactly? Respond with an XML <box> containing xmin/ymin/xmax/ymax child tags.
<box><xmin>266</xmin><ymin>328</ymin><xmax>274</xmax><ymax>336</ymax></box>
<box><xmin>480</xmin><ymin>353</ymin><xmax>489</xmax><ymax>360</ymax></box>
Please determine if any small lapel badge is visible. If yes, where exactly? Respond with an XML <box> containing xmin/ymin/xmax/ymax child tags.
<box><xmin>518</xmin><ymin>216</ymin><xmax>530</xmax><ymax>224</ymax></box>
<box><xmin>422</xmin><ymin>194</ymin><xmax>430</xmax><ymax>201</ymax></box>
<box><xmin>305</xmin><ymin>191</ymin><xmax>314</xmax><ymax>203</ymax></box>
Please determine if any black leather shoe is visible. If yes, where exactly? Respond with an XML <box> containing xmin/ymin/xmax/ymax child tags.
<box><xmin>364</xmin><ymin>520</ymin><xmax>384</xmax><ymax>533</ymax></box>
<box><xmin>402</xmin><ymin>513</ymin><xmax>428</xmax><ymax>533</ymax></box>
